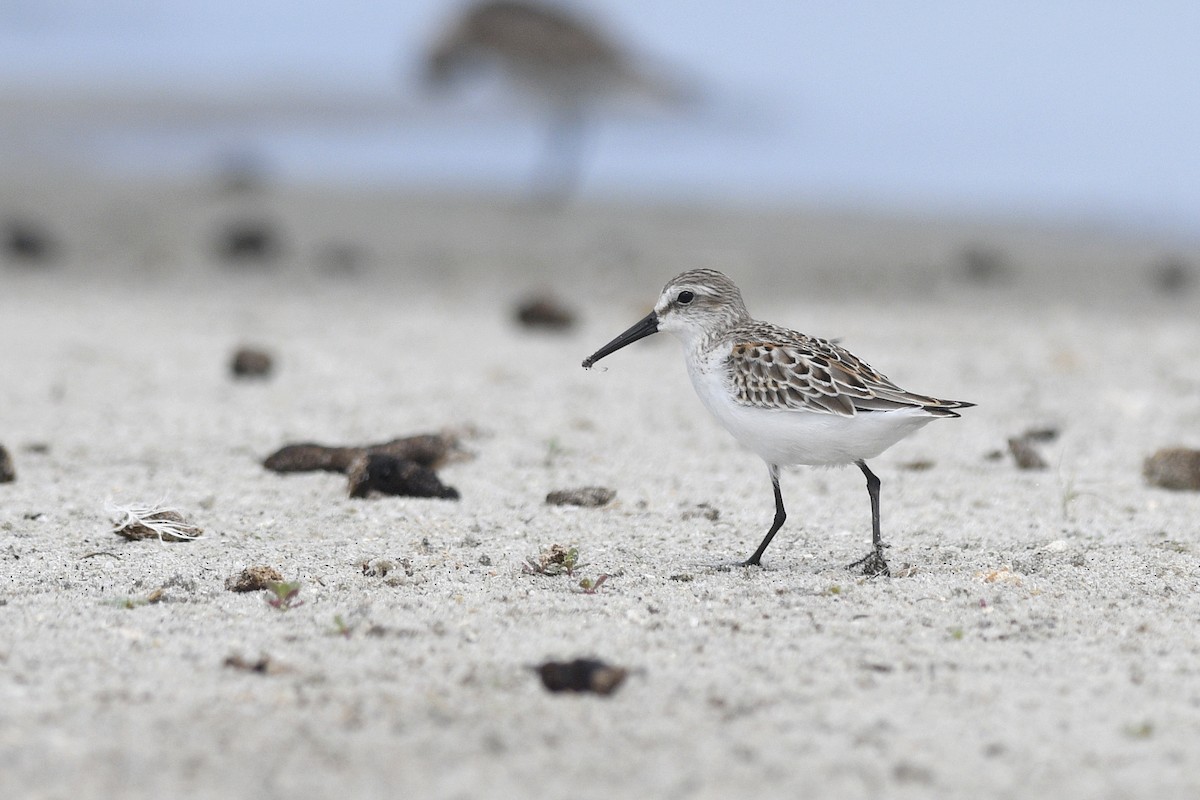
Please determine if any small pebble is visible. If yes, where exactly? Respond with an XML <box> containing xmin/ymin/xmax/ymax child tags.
<box><xmin>515</xmin><ymin>295</ymin><xmax>576</xmax><ymax>330</ymax></box>
<box><xmin>230</xmin><ymin>347</ymin><xmax>273</xmax><ymax>378</ymax></box>
<box><xmin>225</xmin><ymin>566</ymin><xmax>284</xmax><ymax>592</ymax></box>
<box><xmin>347</xmin><ymin>454</ymin><xmax>459</xmax><ymax>500</ymax></box>
<box><xmin>546</xmin><ymin>486</ymin><xmax>615</xmax><ymax>507</ymax></box>
<box><xmin>0</xmin><ymin>444</ymin><xmax>14</xmax><ymax>483</ymax></box>
<box><xmin>1144</xmin><ymin>448</ymin><xmax>1200</xmax><ymax>491</ymax></box>
<box><xmin>535</xmin><ymin>658</ymin><xmax>628</xmax><ymax>695</ymax></box>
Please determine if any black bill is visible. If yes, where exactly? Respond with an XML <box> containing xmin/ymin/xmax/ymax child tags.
<box><xmin>581</xmin><ymin>311</ymin><xmax>659</xmax><ymax>368</ymax></box>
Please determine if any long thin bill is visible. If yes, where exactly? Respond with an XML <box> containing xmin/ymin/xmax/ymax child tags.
<box><xmin>581</xmin><ymin>311</ymin><xmax>659</xmax><ymax>368</ymax></box>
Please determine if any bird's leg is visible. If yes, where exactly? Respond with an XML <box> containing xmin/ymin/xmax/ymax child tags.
<box><xmin>742</xmin><ymin>464</ymin><xmax>785</xmax><ymax>567</ymax></box>
<box><xmin>533</xmin><ymin>105</ymin><xmax>587</xmax><ymax>206</ymax></box>
<box><xmin>848</xmin><ymin>460</ymin><xmax>890</xmax><ymax>577</ymax></box>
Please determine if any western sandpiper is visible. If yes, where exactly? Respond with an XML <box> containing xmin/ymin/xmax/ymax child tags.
<box><xmin>582</xmin><ymin>269</ymin><xmax>973</xmax><ymax>576</ymax></box>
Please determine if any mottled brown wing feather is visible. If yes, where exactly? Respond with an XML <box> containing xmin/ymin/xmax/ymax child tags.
<box><xmin>728</xmin><ymin>327</ymin><xmax>968</xmax><ymax>417</ymax></box>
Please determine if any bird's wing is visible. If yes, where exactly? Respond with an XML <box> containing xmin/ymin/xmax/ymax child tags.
<box><xmin>727</xmin><ymin>329</ymin><xmax>968</xmax><ymax>417</ymax></box>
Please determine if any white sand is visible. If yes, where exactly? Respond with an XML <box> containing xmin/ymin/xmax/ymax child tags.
<box><xmin>2</xmin><ymin>178</ymin><xmax>1200</xmax><ymax>799</ymax></box>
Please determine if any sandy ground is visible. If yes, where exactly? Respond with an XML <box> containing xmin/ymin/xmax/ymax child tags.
<box><xmin>3</xmin><ymin>177</ymin><xmax>1200</xmax><ymax>800</ymax></box>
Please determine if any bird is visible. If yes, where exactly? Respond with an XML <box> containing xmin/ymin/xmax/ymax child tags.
<box><xmin>423</xmin><ymin>1</ymin><xmax>688</xmax><ymax>202</ymax></box>
<box><xmin>581</xmin><ymin>268</ymin><xmax>973</xmax><ymax>576</ymax></box>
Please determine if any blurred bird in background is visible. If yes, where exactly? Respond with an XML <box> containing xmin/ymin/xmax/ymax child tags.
<box><xmin>424</xmin><ymin>1</ymin><xmax>692</xmax><ymax>203</ymax></box>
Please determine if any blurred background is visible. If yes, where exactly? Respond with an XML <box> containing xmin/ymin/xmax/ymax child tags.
<box><xmin>2</xmin><ymin>0</ymin><xmax>1198</xmax><ymax>241</ymax></box>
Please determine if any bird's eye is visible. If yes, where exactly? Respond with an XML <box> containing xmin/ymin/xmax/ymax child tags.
<box><xmin>676</xmin><ymin>290</ymin><xmax>695</xmax><ymax>305</ymax></box>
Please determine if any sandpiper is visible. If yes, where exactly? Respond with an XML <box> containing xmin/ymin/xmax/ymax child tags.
<box><xmin>582</xmin><ymin>269</ymin><xmax>973</xmax><ymax>576</ymax></box>
<box><xmin>424</xmin><ymin>1</ymin><xmax>687</xmax><ymax>201</ymax></box>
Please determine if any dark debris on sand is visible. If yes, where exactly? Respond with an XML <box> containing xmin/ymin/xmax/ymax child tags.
<box><xmin>111</xmin><ymin>508</ymin><xmax>203</xmax><ymax>542</ymax></box>
<box><xmin>1148</xmin><ymin>256</ymin><xmax>1192</xmax><ymax>295</ymax></box>
<box><xmin>264</xmin><ymin>432</ymin><xmax>464</xmax><ymax>500</ymax></box>
<box><xmin>214</xmin><ymin>219</ymin><xmax>283</xmax><ymax>265</ymax></box>
<box><xmin>3</xmin><ymin>219</ymin><xmax>58</xmax><ymax>265</ymax></box>
<box><xmin>514</xmin><ymin>295</ymin><xmax>576</xmax><ymax>330</ymax></box>
<box><xmin>546</xmin><ymin>486</ymin><xmax>615</xmax><ymax>507</ymax></box>
<box><xmin>1144</xmin><ymin>448</ymin><xmax>1200</xmax><ymax>491</ymax></box>
<box><xmin>347</xmin><ymin>454</ymin><xmax>459</xmax><ymax>500</ymax></box>
<box><xmin>0</xmin><ymin>444</ymin><xmax>14</xmax><ymax>483</ymax></box>
<box><xmin>1007</xmin><ymin>427</ymin><xmax>1059</xmax><ymax>470</ymax></box>
<box><xmin>230</xmin><ymin>347</ymin><xmax>274</xmax><ymax>379</ymax></box>
<box><xmin>223</xmin><ymin>654</ymin><xmax>286</xmax><ymax>675</ymax></box>
<box><xmin>264</xmin><ymin>432</ymin><xmax>467</xmax><ymax>474</ymax></box>
<box><xmin>535</xmin><ymin>658</ymin><xmax>628</xmax><ymax>696</ymax></box>
<box><xmin>225</xmin><ymin>566</ymin><xmax>284</xmax><ymax>592</ymax></box>
<box><xmin>958</xmin><ymin>244</ymin><xmax>1012</xmax><ymax>285</ymax></box>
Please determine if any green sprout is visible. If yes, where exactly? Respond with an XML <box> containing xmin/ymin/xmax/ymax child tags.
<box><xmin>265</xmin><ymin>580</ymin><xmax>303</xmax><ymax>611</ymax></box>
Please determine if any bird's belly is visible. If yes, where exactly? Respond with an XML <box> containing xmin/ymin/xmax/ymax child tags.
<box><xmin>688</xmin><ymin>367</ymin><xmax>935</xmax><ymax>466</ymax></box>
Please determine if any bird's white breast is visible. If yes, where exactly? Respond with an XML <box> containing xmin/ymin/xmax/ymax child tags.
<box><xmin>684</xmin><ymin>344</ymin><xmax>936</xmax><ymax>467</ymax></box>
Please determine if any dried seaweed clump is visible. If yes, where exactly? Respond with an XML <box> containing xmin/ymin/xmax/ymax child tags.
<box><xmin>535</xmin><ymin>658</ymin><xmax>628</xmax><ymax>696</ymax></box>
<box><xmin>263</xmin><ymin>431</ymin><xmax>467</xmax><ymax>474</ymax></box>
<box><xmin>109</xmin><ymin>502</ymin><xmax>203</xmax><ymax>543</ymax></box>
<box><xmin>546</xmin><ymin>486</ymin><xmax>615</xmax><ymax>507</ymax></box>
<box><xmin>264</xmin><ymin>431</ymin><xmax>466</xmax><ymax>500</ymax></box>
<box><xmin>347</xmin><ymin>454</ymin><xmax>459</xmax><ymax>500</ymax></box>
<box><xmin>1144</xmin><ymin>448</ymin><xmax>1200</xmax><ymax>491</ymax></box>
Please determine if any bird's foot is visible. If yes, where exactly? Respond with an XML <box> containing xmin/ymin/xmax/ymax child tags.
<box><xmin>707</xmin><ymin>557</ymin><xmax>764</xmax><ymax>571</ymax></box>
<box><xmin>848</xmin><ymin>550</ymin><xmax>890</xmax><ymax>578</ymax></box>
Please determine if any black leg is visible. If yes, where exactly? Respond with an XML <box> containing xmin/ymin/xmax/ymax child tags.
<box><xmin>848</xmin><ymin>460</ymin><xmax>890</xmax><ymax>576</ymax></box>
<box><xmin>743</xmin><ymin>464</ymin><xmax>785</xmax><ymax>567</ymax></box>
<box><xmin>534</xmin><ymin>106</ymin><xmax>587</xmax><ymax>205</ymax></box>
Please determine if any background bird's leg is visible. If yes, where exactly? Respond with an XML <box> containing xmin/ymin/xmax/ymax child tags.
<box><xmin>849</xmin><ymin>460</ymin><xmax>890</xmax><ymax>576</ymax></box>
<box><xmin>743</xmin><ymin>464</ymin><xmax>785</xmax><ymax>566</ymax></box>
<box><xmin>533</xmin><ymin>104</ymin><xmax>587</xmax><ymax>205</ymax></box>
